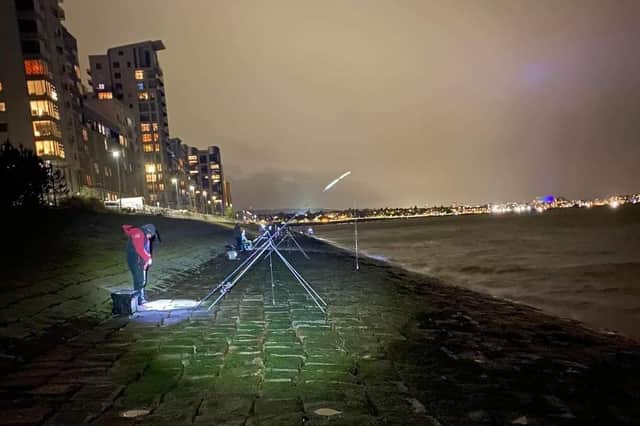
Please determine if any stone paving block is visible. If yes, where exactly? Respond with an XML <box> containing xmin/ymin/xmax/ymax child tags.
<box><xmin>357</xmin><ymin>359</ymin><xmax>401</xmax><ymax>383</ymax></box>
<box><xmin>43</xmin><ymin>409</ymin><xmax>93</xmax><ymax>425</ymax></box>
<box><xmin>265</xmin><ymin>368</ymin><xmax>299</xmax><ymax>381</ymax></box>
<box><xmin>216</xmin><ymin>373</ymin><xmax>261</xmax><ymax>395</ymax></box>
<box><xmin>266</xmin><ymin>355</ymin><xmax>302</xmax><ymax>370</ymax></box>
<box><xmin>261</xmin><ymin>380</ymin><xmax>298</xmax><ymax>400</ymax></box>
<box><xmin>0</xmin><ymin>406</ymin><xmax>52</xmax><ymax>425</ymax></box>
<box><xmin>195</xmin><ymin>395</ymin><xmax>253</xmax><ymax>423</ymax></box>
<box><xmin>252</xmin><ymin>397</ymin><xmax>303</xmax><ymax>419</ymax></box>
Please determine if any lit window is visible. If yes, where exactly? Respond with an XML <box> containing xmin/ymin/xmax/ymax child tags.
<box><xmin>143</xmin><ymin>143</ymin><xmax>154</xmax><ymax>152</ymax></box>
<box><xmin>135</xmin><ymin>70</ymin><xmax>144</xmax><ymax>80</ymax></box>
<box><xmin>29</xmin><ymin>100</ymin><xmax>59</xmax><ymax>118</ymax></box>
<box><xmin>26</xmin><ymin>80</ymin><xmax>58</xmax><ymax>100</ymax></box>
<box><xmin>156</xmin><ymin>164</ymin><xmax>163</xmax><ymax>172</ymax></box>
<box><xmin>144</xmin><ymin>163</ymin><xmax>156</xmax><ymax>173</ymax></box>
<box><xmin>0</xmin><ymin>102</ymin><xmax>5</xmax><ymax>112</ymax></box>
<box><xmin>145</xmin><ymin>174</ymin><xmax>156</xmax><ymax>183</ymax></box>
<box><xmin>24</xmin><ymin>59</ymin><xmax>49</xmax><ymax>75</ymax></box>
<box><xmin>142</xmin><ymin>133</ymin><xmax>152</xmax><ymax>142</ymax></box>
<box><xmin>32</xmin><ymin>120</ymin><xmax>61</xmax><ymax>138</ymax></box>
<box><xmin>98</xmin><ymin>92</ymin><xmax>113</xmax><ymax>100</ymax></box>
<box><xmin>158</xmin><ymin>183</ymin><xmax>165</xmax><ymax>191</ymax></box>
<box><xmin>140</xmin><ymin>123</ymin><xmax>150</xmax><ymax>132</ymax></box>
<box><xmin>137</xmin><ymin>82</ymin><xmax>144</xmax><ymax>90</ymax></box>
<box><xmin>152</xmin><ymin>132</ymin><xmax>159</xmax><ymax>141</ymax></box>
<box><xmin>97</xmin><ymin>83</ymin><xmax>105</xmax><ymax>90</ymax></box>
<box><xmin>138</xmin><ymin>92</ymin><xmax>149</xmax><ymax>100</ymax></box>
<box><xmin>152</xmin><ymin>123</ymin><xmax>158</xmax><ymax>131</ymax></box>
<box><xmin>0</xmin><ymin>81</ymin><xmax>3</xmax><ymax>92</ymax></box>
<box><xmin>35</xmin><ymin>140</ymin><xmax>64</xmax><ymax>158</ymax></box>
<box><xmin>82</xmin><ymin>128</ymin><xmax>88</xmax><ymax>141</ymax></box>
<box><xmin>154</xmin><ymin>144</ymin><xmax>160</xmax><ymax>152</ymax></box>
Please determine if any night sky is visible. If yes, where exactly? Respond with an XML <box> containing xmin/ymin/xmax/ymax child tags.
<box><xmin>63</xmin><ymin>0</ymin><xmax>640</xmax><ymax>210</ymax></box>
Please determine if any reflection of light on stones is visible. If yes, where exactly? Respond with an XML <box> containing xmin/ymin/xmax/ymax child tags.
<box><xmin>314</xmin><ymin>408</ymin><xmax>342</xmax><ymax>416</ymax></box>
<box><xmin>140</xmin><ymin>299</ymin><xmax>198</xmax><ymax>311</ymax></box>
<box><xmin>120</xmin><ymin>409</ymin><xmax>150</xmax><ymax>418</ymax></box>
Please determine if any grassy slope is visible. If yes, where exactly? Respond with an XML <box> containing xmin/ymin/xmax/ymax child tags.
<box><xmin>0</xmin><ymin>208</ymin><xmax>231</xmax><ymax>366</ymax></box>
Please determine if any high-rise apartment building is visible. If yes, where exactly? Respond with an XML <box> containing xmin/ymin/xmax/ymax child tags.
<box><xmin>80</xmin><ymin>93</ymin><xmax>143</xmax><ymax>200</ymax></box>
<box><xmin>88</xmin><ymin>40</ymin><xmax>170</xmax><ymax>206</ymax></box>
<box><xmin>167</xmin><ymin>137</ymin><xmax>192</xmax><ymax>208</ymax></box>
<box><xmin>0</xmin><ymin>0</ymin><xmax>83</xmax><ymax>193</ymax></box>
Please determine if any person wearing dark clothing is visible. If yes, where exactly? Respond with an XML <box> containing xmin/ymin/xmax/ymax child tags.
<box><xmin>233</xmin><ymin>223</ymin><xmax>243</xmax><ymax>251</ymax></box>
<box><xmin>122</xmin><ymin>224</ymin><xmax>160</xmax><ymax>305</ymax></box>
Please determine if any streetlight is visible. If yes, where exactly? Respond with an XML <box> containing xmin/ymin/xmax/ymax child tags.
<box><xmin>111</xmin><ymin>150</ymin><xmax>122</xmax><ymax>209</ymax></box>
<box><xmin>171</xmin><ymin>177</ymin><xmax>179</xmax><ymax>210</ymax></box>
<box><xmin>202</xmin><ymin>190</ymin><xmax>207</xmax><ymax>214</ymax></box>
<box><xmin>189</xmin><ymin>185</ymin><xmax>195</xmax><ymax>211</ymax></box>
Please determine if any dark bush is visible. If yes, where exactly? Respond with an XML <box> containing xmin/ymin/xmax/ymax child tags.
<box><xmin>0</xmin><ymin>141</ymin><xmax>49</xmax><ymax>209</ymax></box>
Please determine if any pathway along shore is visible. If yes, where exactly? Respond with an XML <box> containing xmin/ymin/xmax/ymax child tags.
<box><xmin>1</xmin><ymin>229</ymin><xmax>639</xmax><ymax>425</ymax></box>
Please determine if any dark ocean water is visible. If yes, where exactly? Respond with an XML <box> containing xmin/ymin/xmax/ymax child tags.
<box><xmin>313</xmin><ymin>205</ymin><xmax>640</xmax><ymax>338</ymax></box>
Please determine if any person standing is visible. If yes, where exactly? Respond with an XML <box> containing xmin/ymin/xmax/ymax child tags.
<box><xmin>122</xmin><ymin>223</ymin><xmax>159</xmax><ymax>304</ymax></box>
<box><xmin>233</xmin><ymin>223</ymin><xmax>243</xmax><ymax>251</ymax></box>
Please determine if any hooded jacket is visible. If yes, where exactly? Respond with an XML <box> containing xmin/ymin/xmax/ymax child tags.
<box><xmin>122</xmin><ymin>225</ymin><xmax>151</xmax><ymax>266</ymax></box>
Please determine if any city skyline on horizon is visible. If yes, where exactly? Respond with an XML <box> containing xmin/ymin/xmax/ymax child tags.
<box><xmin>63</xmin><ymin>0</ymin><xmax>640</xmax><ymax>210</ymax></box>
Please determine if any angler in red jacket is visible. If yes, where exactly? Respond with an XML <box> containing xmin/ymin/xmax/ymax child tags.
<box><xmin>122</xmin><ymin>224</ymin><xmax>160</xmax><ymax>304</ymax></box>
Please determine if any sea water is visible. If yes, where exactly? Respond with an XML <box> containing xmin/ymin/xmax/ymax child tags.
<box><xmin>314</xmin><ymin>205</ymin><xmax>640</xmax><ymax>338</ymax></box>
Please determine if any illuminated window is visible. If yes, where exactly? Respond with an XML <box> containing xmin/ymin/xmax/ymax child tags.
<box><xmin>145</xmin><ymin>174</ymin><xmax>156</xmax><ymax>183</ymax></box>
<box><xmin>24</xmin><ymin>59</ymin><xmax>49</xmax><ymax>75</ymax></box>
<box><xmin>144</xmin><ymin>163</ymin><xmax>156</xmax><ymax>174</ymax></box>
<box><xmin>26</xmin><ymin>80</ymin><xmax>58</xmax><ymax>100</ymax></box>
<box><xmin>0</xmin><ymin>81</ymin><xmax>3</xmax><ymax>91</ymax></box>
<box><xmin>152</xmin><ymin>122</ymin><xmax>158</xmax><ymax>131</ymax></box>
<box><xmin>156</xmin><ymin>164</ymin><xmax>163</xmax><ymax>172</ymax></box>
<box><xmin>142</xmin><ymin>133</ymin><xmax>152</xmax><ymax>142</ymax></box>
<box><xmin>30</xmin><ymin>100</ymin><xmax>59</xmax><ymax>118</ymax></box>
<box><xmin>152</xmin><ymin>132</ymin><xmax>159</xmax><ymax>142</ymax></box>
<box><xmin>158</xmin><ymin>183</ymin><xmax>165</xmax><ymax>191</ymax></box>
<box><xmin>82</xmin><ymin>128</ymin><xmax>88</xmax><ymax>141</ymax></box>
<box><xmin>135</xmin><ymin>70</ymin><xmax>144</xmax><ymax>80</ymax></box>
<box><xmin>0</xmin><ymin>102</ymin><xmax>5</xmax><ymax>112</ymax></box>
<box><xmin>138</xmin><ymin>92</ymin><xmax>149</xmax><ymax>100</ymax></box>
<box><xmin>119</xmin><ymin>135</ymin><xmax>127</xmax><ymax>147</ymax></box>
<box><xmin>32</xmin><ymin>120</ymin><xmax>61</xmax><ymax>138</ymax></box>
<box><xmin>154</xmin><ymin>143</ymin><xmax>160</xmax><ymax>152</ymax></box>
<box><xmin>98</xmin><ymin>92</ymin><xmax>113</xmax><ymax>100</ymax></box>
<box><xmin>35</xmin><ymin>140</ymin><xmax>64</xmax><ymax>158</ymax></box>
<box><xmin>140</xmin><ymin>123</ymin><xmax>151</xmax><ymax>132</ymax></box>
<box><xmin>143</xmin><ymin>143</ymin><xmax>154</xmax><ymax>152</ymax></box>
<box><xmin>97</xmin><ymin>83</ymin><xmax>105</xmax><ymax>90</ymax></box>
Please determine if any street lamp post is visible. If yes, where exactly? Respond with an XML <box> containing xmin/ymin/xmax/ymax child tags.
<box><xmin>112</xmin><ymin>150</ymin><xmax>122</xmax><ymax>209</ymax></box>
<box><xmin>171</xmin><ymin>177</ymin><xmax>179</xmax><ymax>210</ymax></box>
<box><xmin>202</xmin><ymin>190</ymin><xmax>207</xmax><ymax>214</ymax></box>
<box><xmin>189</xmin><ymin>185</ymin><xmax>195</xmax><ymax>211</ymax></box>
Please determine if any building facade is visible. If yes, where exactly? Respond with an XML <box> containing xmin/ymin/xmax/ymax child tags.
<box><xmin>88</xmin><ymin>40</ymin><xmax>171</xmax><ymax>206</ymax></box>
<box><xmin>80</xmin><ymin>94</ymin><xmax>143</xmax><ymax>200</ymax></box>
<box><xmin>0</xmin><ymin>0</ymin><xmax>83</xmax><ymax>194</ymax></box>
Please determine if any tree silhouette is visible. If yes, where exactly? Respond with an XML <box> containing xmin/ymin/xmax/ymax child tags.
<box><xmin>47</xmin><ymin>166</ymin><xmax>69</xmax><ymax>206</ymax></box>
<box><xmin>0</xmin><ymin>141</ymin><xmax>49</xmax><ymax>209</ymax></box>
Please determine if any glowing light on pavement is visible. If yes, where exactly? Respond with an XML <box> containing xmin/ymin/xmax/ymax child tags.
<box><xmin>140</xmin><ymin>299</ymin><xmax>198</xmax><ymax>311</ymax></box>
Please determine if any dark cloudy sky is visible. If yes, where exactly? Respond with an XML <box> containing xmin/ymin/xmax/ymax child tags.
<box><xmin>64</xmin><ymin>0</ymin><xmax>640</xmax><ymax>210</ymax></box>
